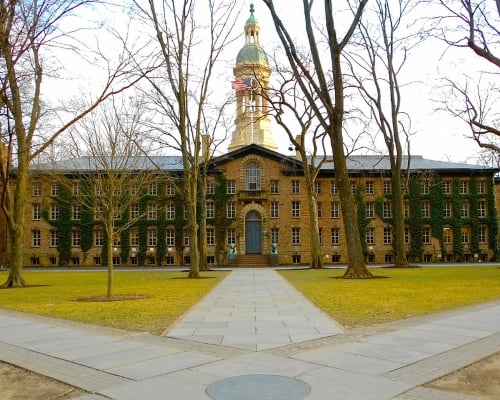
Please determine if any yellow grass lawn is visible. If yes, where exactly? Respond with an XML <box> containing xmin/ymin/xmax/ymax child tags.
<box><xmin>0</xmin><ymin>270</ymin><xmax>228</xmax><ymax>335</ymax></box>
<box><xmin>279</xmin><ymin>266</ymin><xmax>500</xmax><ymax>329</ymax></box>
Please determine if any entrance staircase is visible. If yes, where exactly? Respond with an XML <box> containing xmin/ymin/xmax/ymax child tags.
<box><xmin>236</xmin><ymin>254</ymin><xmax>269</xmax><ymax>267</ymax></box>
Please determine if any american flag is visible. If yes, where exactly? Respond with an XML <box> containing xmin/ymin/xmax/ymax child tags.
<box><xmin>231</xmin><ymin>78</ymin><xmax>252</xmax><ymax>92</ymax></box>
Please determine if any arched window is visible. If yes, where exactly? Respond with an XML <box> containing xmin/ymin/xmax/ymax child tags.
<box><xmin>246</xmin><ymin>162</ymin><xmax>261</xmax><ymax>190</ymax></box>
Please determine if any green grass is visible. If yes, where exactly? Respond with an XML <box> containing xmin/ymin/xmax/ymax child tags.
<box><xmin>0</xmin><ymin>270</ymin><xmax>228</xmax><ymax>334</ymax></box>
<box><xmin>279</xmin><ymin>266</ymin><xmax>500</xmax><ymax>329</ymax></box>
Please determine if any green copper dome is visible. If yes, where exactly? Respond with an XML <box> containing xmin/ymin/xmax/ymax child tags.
<box><xmin>236</xmin><ymin>44</ymin><xmax>269</xmax><ymax>66</ymax></box>
<box><xmin>236</xmin><ymin>4</ymin><xmax>268</xmax><ymax>66</ymax></box>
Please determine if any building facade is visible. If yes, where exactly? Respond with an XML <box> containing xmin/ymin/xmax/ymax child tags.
<box><xmin>4</xmin><ymin>5</ymin><xmax>500</xmax><ymax>268</ymax></box>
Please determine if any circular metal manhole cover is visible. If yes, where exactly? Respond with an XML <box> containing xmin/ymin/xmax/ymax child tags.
<box><xmin>206</xmin><ymin>374</ymin><xmax>311</xmax><ymax>400</ymax></box>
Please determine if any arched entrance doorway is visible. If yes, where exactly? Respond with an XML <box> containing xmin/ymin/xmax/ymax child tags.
<box><xmin>245</xmin><ymin>211</ymin><xmax>262</xmax><ymax>254</ymax></box>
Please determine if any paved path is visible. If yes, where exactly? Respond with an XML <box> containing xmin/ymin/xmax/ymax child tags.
<box><xmin>165</xmin><ymin>269</ymin><xmax>344</xmax><ymax>350</ymax></box>
<box><xmin>0</xmin><ymin>268</ymin><xmax>499</xmax><ymax>400</ymax></box>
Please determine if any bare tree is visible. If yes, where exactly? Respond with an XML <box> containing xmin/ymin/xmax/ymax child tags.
<box><xmin>432</xmin><ymin>0</ymin><xmax>500</xmax><ymax>152</ymax></box>
<box><xmin>262</xmin><ymin>0</ymin><xmax>373</xmax><ymax>278</ymax></box>
<box><xmin>265</xmin><ymin>70</ymin><xmax>329</xmax><ymax>269</ymax></box>
<box><xmin>348</xmin><ymin>0</ymin><xmax>417</xmax><ymax>267</ymax></box>
<box><xmin>132</xmin><ymin>0</ymin><xmax>239</xmax><ymax>278</ymax></box>
<box><xmin>0</xmin><ymin>1</ymin><xmax>148</xmax><ymax>287</ymax></box>
<box><xmin>57</xmin><ymin>97</ymin><xmax>157</xmax><ymax>299</ymax></box>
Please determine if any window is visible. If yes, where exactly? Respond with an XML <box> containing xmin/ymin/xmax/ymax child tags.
<box><xmin>50</xmin><ymin>231</ymin><xmax>59</xmax><ymax>247</ymax></box>
<box><xmin>148</xmin><ymin>203</ymin><xmax>157</xmax><ymax>220</ymax></box>
<box><xmin>130</xmin><ymin>230</ymin><xmax>139</xmax><ymax>247</ymax></box>
<box><xmin>226</xmin><ymin>202</ymin><xmax>236</xmax><ymax>219</ymax></box>
<box><xmin>383</xmin><ymin>201</ymin><xmax>392</xmax><ymax>218</ymax></box>
<box><xmin>149</xmin><ymin>183</ymin><xmax>158</xmax><ymax>195</ymax></box>
<box><xmin>314</xmin><ymin>181</ymin><xmax>321</xmax><ymax>194</ymax></box>
<box><xmin>478</xmin><ymin>201</ymin><xmax>486</xmax><ymax>218</ymax></box>
<box><xmin>207</xmin><ymin>181</ymin><xmax>215</xmax><ymax>195</ymax></box>
<box><xmin>246</xmin><ymin>162</ymin><xmax>261</xmax><ymax>190</ymax></box>
<box><xmin>444</xmin><ymin>201</ymin><xmax>452</xmax><ymax>218</ymax></box>
<box><xmin>113</xmin><ymin>186</ymin><xmax>121</xmax><ymax>196</ymax></box>
<box><xmin>330</xmin><ymin>202</ymin><xmax>340</xmax><ymax>219</ymax></box>
<box><xmin>330</xmin><ymin>181</ymin><xmax>338</xmax><ymax>195</ymax></box>
<box><xmin>365</xmin><ymin>202</ymin><xmax>374</xmax><ymax>219</ymax></box>
<box><xmin>166</xmin><ymin>228</ymin><xmax>175</xmax><ymax>247</ymax></box>
<box><xmin>366</xmin><ymin>227</ymin><xmax>375</xmax><ymax>245</ymax></box>
<box><xmin>291</xmin><ymin>201</ymin><xmax>300</xmax><ymax>218</ymax></box>
<box><xmin>331</xmin><ymin>228</ymin><xmax>340</xmax><ymax>245</ymax></box>
<box><xmin>51</xmin><ymin>182</ymin><xmax>60</xmax><ymax>196</ymax></box>
<box><xmin>292</xmin><ymin>227</ymin><xmax>300</xmax><ymax>245</ymax></box>
<box><xmin>32</xmin><ymin>230</ymin><xmax>41</xmax><ymax>247</ymax></box>
<box><xmin>291</xmin><ymin>180</ymin><xmax>300</xmax><ymax>194</ymax></box>
<box><xmin>383</xmin><ymin>181</ymin><xmax>391</xmax><ymax>194</ymax></box>
<box><xmin>317</xmin><ymin>202</ymin><xmax>322</xmax><ymax>218</ymax></box>
<box><xmin>166</xmin><ymin>203</ymin><xmax>175</xmax><ymax>220</ymax></box>
<box><xmin>95</xmin><ymin>230</ymin><xmax>104</xmax><ymax>246</ymax></box>
<box><xmin>350</xmin><ymin>181</ymin><xmax>357</xmax><ymax>194</ymax></box>
<box><xmin>478</xmin><ymin>180</ymin><xmax>486</xmax><ymax>194</ymax></box>
<box><xmin>184</xmin><ymin>230</ymin><xmax>190</xmax><ymax>246</ymax></box>
<box><xmin>421</xmin><ymin>182</ymin><xmax>430</xmax><ymax>194</ymax></box>
<box><xmin>460</xmin><ymin>180</ymin><xmax>468</xmax><ymax>194</ymax></box>
<box><xmin>461</xmin><ymin>201</ymin><xmax>470</xmax><ymax>218</ymax></box>
<box><xmin>130</xmin><ymin>203</ymin><xmax>139</xmax><ymax>219</ymax></box>
<box><xmin>148</xmin><ymin>229</ymin><xmax>157</xmax><ymax>246</ymax></box>
<box><xmin>461</xmin><ymin>228</ymin><xmax>470</xmax><ymax>244</ymax></box>
<box><xmin>33</xmin><ymin>182</ymin><xmax>41</xmax><ymax>196</ymax></box>
<box><xmin>365</xmin><ymin>181</ymin><xmax>374</xmax><ymax>195</ymax></box>
<box><xmin>270</xmin><ymin>228</ymin><xmax>279</xmax><ymax>244</ymax></box>
<box><xmin>31</xmin><ymin>257</ymin><xmax>40</xmax><ymax>266</ymax></box>
<box><xmin>443</xmin><ymin>227</ymin><xmax>452</xmax><ymax>244</ymax></box>
<box><xmin>442</xmin><ymin>180</ymin><xmax>451</xmax><ymax>194</ymax></box>
<box><xmin>227</xmin><ymin>228</ymin><xmax>236</xmax><ymax>245</ymax></box>
<box><xmin>113</xmin><ymin>204</ymin><xmax>121</xmax><ymax>220</ymax></box>
<box><xmin>94</xmin><ymin>257</ymin><xmax>102</xmax><ymax>265</ymax></box>
<box><xmin>270</xmin><ymin>202</ymin><xmax>279</xmax><ymax>218</ymax></box>
<box><xmin>478</xmin><ymin>227</ymin><xmax>487</xmax><ymax>243</ymax></box>
<box><xmin>318</xmin><ymin>228</ymin><xmax>322</xmax><ymax>245</ymax></box>
<box><xmin>422</xmin><ymin>201</ymin><xmax>430</xmax><ymax>218</ymax></box>
<box><xmin>207</xmin><ymin>201</ymin><xmax>215</xmax><ymax>218</ymax></box>
<box><xmin>72</xmin><ymin>230</ymin><xmax>81</xmax><ymax>247</ymax></box>
<box><xmin>130</xmin><ymin>183</ymin><xmax>139</xmax><ymax>195</ymax></box>
<box><xmin>32</xmin><ymin>203</ymin><xmax>41</xmax><ymax>220</ymax></box>
<box><xmin>404</xmin><ymin>201</ymin><xmax>410</xmax><ymax>218</ymax></box>
<box><xmin>270</xmin><ymin>180</ymin><xmax>279</xmax><ymax>194</ymax></box>
<box><xmin>405</xmin><ymin>227</ymin><xmax>410</xmax><ymax>244</ymax></box>
<box><xmin>383</xmin><ymin>227</ymin><xmax>392</xmax><ymax>244</ymax></box>
<box><xmin>94</xmin><ymin>204</ymin><xmax>103</xmax><ymax>220</ymax></box>
<box><xmin>206</xmin><ymin>227</ymin><xmax>215</xmax><ymax>245</ymax></box>
<box><xmin>50</xmin><ymin>203</ymin><xmax>59</xmax><ymax>220</ymax></box>
<box><xmin>422</xmin><ymin>227</ymin><xmax>431</xmax><ymax>244</ymax></box>
<box><xmin>166</xmin><ymin>182</ymin><xmax>175</xmax><ymax>195</ymax></box>
<box><xmin>227</xmin><ymin>180</ymin><xmax>236</xmax><ymax>194</ymax></box>
<box><xmin>72</xmin><ymin>204</ymin><xmax>81</xmax><ymax>220</ymax></box>
<box><xmin>73</xmin><ymin>182</ymin><xmax>80</xmax><ymax>195</ymax></box>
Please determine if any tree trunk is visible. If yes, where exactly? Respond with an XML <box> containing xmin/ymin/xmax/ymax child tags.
<box><xmin>2</xmin><ymin>157</ymin><xmax>29</xmax><ymax>288</ymax></box>
<box><xmin>392</xmin><ymin>173</ymin><xmax>410</xmax><ymax>268</ymax></box>
<box><xmin>106</xmin><ymin>236</ymin><xmax>114</xmax><ymax>299</ymax></box>
<box><xmin>304</xmin><ymin>172</ymin><xmax>323</xmax><ymax>269</ymax></box>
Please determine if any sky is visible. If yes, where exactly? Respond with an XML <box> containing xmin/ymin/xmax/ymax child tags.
<box><xmin>45</xmin><ymin>1</ymin><xmax>492</xmax><ymax>166</ymax></box>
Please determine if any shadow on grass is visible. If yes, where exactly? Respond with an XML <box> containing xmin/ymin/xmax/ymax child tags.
<box><xmin>74</xmin><ymin>294</ymin><xmax>149</xmax><ymax>302</ymax></box>
<box><xmin>332</xmin><ymin>275</ymin><xmax>391</xmax><ymax>280</ymax></box>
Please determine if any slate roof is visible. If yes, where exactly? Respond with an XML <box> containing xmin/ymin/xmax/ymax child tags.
<box><xmin>29</xmin><ymin>146</ymin><xmax>498</xmax><ymax>176</ymax></box>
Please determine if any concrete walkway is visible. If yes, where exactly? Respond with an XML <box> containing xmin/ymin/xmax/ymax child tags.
<box><xmin>165</xmin><ymin>269</ymin><xmax>344</xmax><ymax>350</ymax></box>
<box><xmin>0</xmin><ymin>268</ymin><xmax>499</xmax><ymax>400</ymax></box>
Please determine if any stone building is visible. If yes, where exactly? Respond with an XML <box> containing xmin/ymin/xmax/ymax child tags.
<box><xmin>4</xmin><ymin>4</ymin><xmax>500</xmax><ymax>268</ymax></box>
